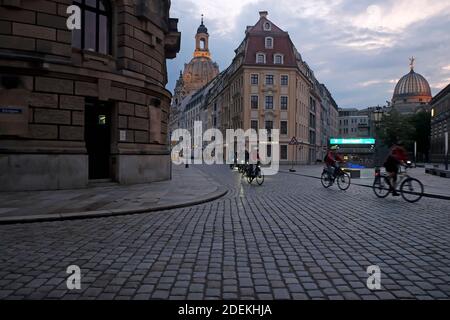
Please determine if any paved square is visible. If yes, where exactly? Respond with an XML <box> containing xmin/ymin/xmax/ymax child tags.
<box><xmin>0</xmin><ymin>165</ymin><xmax>448</xmax><ymax>300</ymax></box>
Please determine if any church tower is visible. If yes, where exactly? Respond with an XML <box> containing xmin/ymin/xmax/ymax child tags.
<box><xmin>181</xmin><ymin>15</ymin><xmax>219</xmax><ymax>96</ymax></box>
<box><xmin>194</xmin><ymin>15</ymin><xmax>211</xmax><ymax>59</ymax></box>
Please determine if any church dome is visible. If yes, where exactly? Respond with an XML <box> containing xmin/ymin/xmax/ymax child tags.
<box><xmin>197</xmin><ymin>15</ymin><xmax>208</xmax><ymax>34</ymax></box>
<box><xmin>393</xmin><ymin>69</ymin><xmax>432</xmax><ymax>99</ymax></box>
<box><xmin>197</xmin><ymin>23</ymin><xmax>208</xmax><ymax>34</ymax></box>
<box><xmin>183</xmin><ymin>57</ymin><xmax>219</xmax><ymax>94</ymax></box>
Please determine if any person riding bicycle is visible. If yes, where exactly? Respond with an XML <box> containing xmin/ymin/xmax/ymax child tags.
<box><xmin>384</xmin><ymin>143</ymin><xmax>408</xmax><ymax>196</ymax></box>
<box><xmin>325</xmin><ymin>146</ymin><xmax>344</xmax><ymax>179</ymax></box>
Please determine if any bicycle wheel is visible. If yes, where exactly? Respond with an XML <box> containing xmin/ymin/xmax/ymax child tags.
<box><xmin>400</xmin><ymin>178</ymin><xmax>424</xmax><ymax>203</ymax></box>
<box><xmin>256</xmin><ymin>171</ymin><xmax>264</xmax><ymax>185</ymax></box>
<box><xmin>372</xmin><ymin>177</ymin><xmax>390</xmax><ymax>198</ymax></box>
<box><xmin>337</xmin><ymin>172</ymin><xmax>351</xmax><ymax>191</ymax></box>
<box><xmin>321</xmin><ymin>171</ymin><xmax>332</xmax><ymax>188</ymax></box>
<box><xmin>247</xmin><ymin>175</ymin><xmax>253</xmax><ymax>184</ymax></box>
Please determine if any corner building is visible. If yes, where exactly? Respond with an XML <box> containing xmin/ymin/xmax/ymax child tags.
<box><xmin>0</xmin><ymin>0</ymin><xmax>180</xmax><ymax>191</ymax></box>
<box><xmin>203</xmin><ymin>11</ymin><xmax>338</xmax><ymax>164</ymax></box>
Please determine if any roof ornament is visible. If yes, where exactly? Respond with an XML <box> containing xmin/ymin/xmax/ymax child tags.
<box><xmin>409</xmin><ymin>56</ymin><xmax>415</xmax><ymax>71</ymax></box>
<box><xmin>201</xmin><ymin>14</ymin><xmax>204</xmax><ymax>25</ymax></box>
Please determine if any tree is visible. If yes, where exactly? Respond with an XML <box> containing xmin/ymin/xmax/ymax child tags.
<box><xmin>409</xmin><ymin>111</ymin><xmax>431</xmax><ymax>162</ymax></box>
<box><xmin>376</xmin><ymin>109</ymin><xmax>431</xmax><ymax>162</ymax></box>
<box><xmin>376</xmin><ymin>109</ymin><xmax>414</xmax><ymax>147</ymax></box>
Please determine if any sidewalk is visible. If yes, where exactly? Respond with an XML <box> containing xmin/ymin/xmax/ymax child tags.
<box><xmin>0</xmin><ymin>165</ymin><xmax>227</xmax><ymax>224</ymax></box>
<box><xmin>279</xmin><ymin>165</ymin><xmax>450</xmax><ymax>199</ymax></box>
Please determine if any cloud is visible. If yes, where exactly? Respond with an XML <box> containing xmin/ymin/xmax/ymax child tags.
<box><xmin>171</xmin><ymin>0</ymin><xmax>260</xmax><ymax>37</ymax></box>
<box><xmin>168</xmin><ymin>0</ymin><xmax>450</xmax><ymax>108</ymax></box>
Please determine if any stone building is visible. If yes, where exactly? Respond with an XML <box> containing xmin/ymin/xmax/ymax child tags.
<box><xmin>338</xmin><ymin>108</ymin><xmax>370</xmax><ymax>138</ymax></box>
<box><xmin>430</xmin><ymin>83</ymin><xmax>450</xmax><ymax>163</ymax></box>
<box><xmin>391</xmin><ymin>58</ymin><xmax>432</xmax><ymax>114</ymax></box>
<box><xmin>169</xmin><ymin>16</ymin><xmax>219</xmax><ymax>133</ymax></box>
<box><xmin>200</xmin><ymin>11</ymin><xmax>338</xmax><ymax>165</ymax></box>
<box><xmin>0</xmin><ymin>0</ymin><xmax>180</xmax><ymax>191</ymax></box>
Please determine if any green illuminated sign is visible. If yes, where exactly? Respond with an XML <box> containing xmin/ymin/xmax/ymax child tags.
<box><xmin>330</xmin><ymin>138</ymin><xmax>375</xmax><ymax>145</ymax></box>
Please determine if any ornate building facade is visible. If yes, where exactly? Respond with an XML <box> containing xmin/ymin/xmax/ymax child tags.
<box><xmin>430</xmin><ymin>84</ymin><xmax>450</xmax><ymax>163</ymax></box>
<box><xmin>0</xmin><ymin>0</ymin><xmax>180</xmax><ymax>191</ymax></box>
<box><xmin>200</xmin><ymin>11</ymin><xmax>338</xmax><ymax>164</ymax></box>
<box><xmin>170</xmin><ymin>16</ymin><xmax>219</xmax><ymax>132</ymax></box>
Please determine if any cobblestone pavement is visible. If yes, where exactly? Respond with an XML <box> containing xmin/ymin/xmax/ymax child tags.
<box><xmin>0</xmin><ymin>165</ymin><xmax>449</xmax><ymax>300</ymax></box>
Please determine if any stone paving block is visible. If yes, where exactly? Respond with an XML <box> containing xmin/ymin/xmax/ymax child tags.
<box><xmin>0</xmin><ymin>165</ymin><xmax>449</xmax><ymax>301</ymax></box>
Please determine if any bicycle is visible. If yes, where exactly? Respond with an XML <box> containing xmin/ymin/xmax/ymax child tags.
<box><xmin>372</xmin><ymin>164</ymin><xmax>424</xmax><ymax>203</ymax></box>
<box><xmin>321</xmin><ymin>163</ymin><xmax>351</xmax><ymax>191</ymax></box>
<box><xmin>246</xmin><ymin>163</ymin><xmax>264</xmax><ymax>185</ymax></box>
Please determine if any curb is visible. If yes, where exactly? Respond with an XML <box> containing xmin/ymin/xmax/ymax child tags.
<box><xmin>0</xmin><ymin>187</ymin><xmax>228</xmax><ymax>225</ymax></box>
<box><xmin>279</xmin><ymin>170</ymin><xmax>450</xmax><ymax>201</ymax></box>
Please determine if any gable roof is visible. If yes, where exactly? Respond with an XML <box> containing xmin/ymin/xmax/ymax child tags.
<box><xmin>243</xmin><ymin>16</ymin><xmax>297</xmax><ymax>67</ymax></box>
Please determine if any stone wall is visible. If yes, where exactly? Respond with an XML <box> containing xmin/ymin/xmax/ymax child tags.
<box><xmin>0</xmin><ymin>0</ymin><xmax>180</xmax><ymax>191</ymax></box>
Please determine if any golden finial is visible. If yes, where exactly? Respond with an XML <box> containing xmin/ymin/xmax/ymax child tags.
<box><xmin>409</xmin><ymin>56</ymin><xmax>415</xmax><ymax>71</ymax></box>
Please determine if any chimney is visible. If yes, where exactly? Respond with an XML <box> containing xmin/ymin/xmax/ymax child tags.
<box><xmin>259</xmin><ymin>11</ymin><xmax>268</xmax><ymax>18</ymax></box>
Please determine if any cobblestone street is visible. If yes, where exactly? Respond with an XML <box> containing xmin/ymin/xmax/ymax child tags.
<box><xmin>0</xmin><ymin>165</ymin><xmax>449</xmax><ymax>300</ymax></box>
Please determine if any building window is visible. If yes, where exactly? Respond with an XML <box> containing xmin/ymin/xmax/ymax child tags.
<box><xmin>265</xmin><ymin>96</ymin><xmax>274</xmax><ymax>109</ymax></box>
<box><xmin>280</xmin><ymin>121</ymin><xmax>288</xmax><ymax>135</ymax></box>
<box><xmin>274</xmin><ymin>54</ymin><xmax>284</xmax><ymax>64</ymax></box>
<box><xmin>281</xmin><ymin>75</ymin><xmax>288</xmax><ymax>86</ymax></box>
<box><xmin>267</xmin><ymin>145</ymin><xmax>272</xmax><ymax>157</ymax></box>
<box><xmin>251</xmin><ymin>120</ymin><xmax>258</xmax><ymax>131</ymax></box>
<box><xmin>72</xmin><ymin>0</ymin><xmax>112</xmax><ymax>55</ymax></box>
<box><xmin>266</xmin><ymin>75</ymin><xmax>274</xmax><ymax>85</ymax></box>
<box><xmin>251</xmin><ymin>95</ymin><xmax>259</xmax><ymax>109</ymax></box>
<box><xmin>256</xmin><ymin>53</ymin><xmax>266</xmax><ymax>64</ymax></box>
<box><xmin>265</xmin><ymin>37</ymin><xmax>273</xmax><ymax>49</ymax></box>
<box><xmin>280</xmin><ymin>96</ymin><xmax>288</xmax><ymax>110</ymax></box>
<box><xmin>263</xmin><ymin>22</ymin><xmax>271</xmax><ymax>31</ymax></box>
<box><xmin>280</xmin><ymin>145</ymin><xmax>288</xmax><ymax>160</ymax></box>
<box><xmin>251</xmin><ymin>74</ymin><xmax>259</xmax><ymax>85</ymax></box>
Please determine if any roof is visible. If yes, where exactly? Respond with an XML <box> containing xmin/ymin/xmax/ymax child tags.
<box><xmin>243</xmin><ymin>16</ymin><xmax>297</xmax><ymax>67</ymax></box>
<box><xmin>430</xmin><ymin>83</ymin><xmax>450</xmax><ymax>105</ymax></box>
<box><xmin>393</xmin><ymin>69</ymin><xmax>432</xmax><ymax>99</ymax></box>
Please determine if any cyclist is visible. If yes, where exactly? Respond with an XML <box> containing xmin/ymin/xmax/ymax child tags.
<box><xmin>384</xmin><ymin>143</ymin><xmax>408</xmax><ymax>196</ymax></box>
<box><xmin>325</xmin><ymin>146</ymin><xmax>344</xmax><ymax>180</ymax></box>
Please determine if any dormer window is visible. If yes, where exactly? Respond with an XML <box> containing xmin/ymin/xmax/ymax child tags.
<box><xmin>265</xmin><ymin>37</ymin><xmax>273</xmax><ymax>49</ymax></box>
<box><xmin>263</xmin><ymin>22</ymin><xmax>272</xmax><ymax>31</ymax></box>
<box><xmin>256</xmin><ymin>53</ymin><xmax>266</xmax><ymax>64</ymax></box>
<box><xmin>274</xmin><ymin>54</ymin><xmax>284</xmax><ymax>64</ymax></box>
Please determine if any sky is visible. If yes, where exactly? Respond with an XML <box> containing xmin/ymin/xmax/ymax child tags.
<box><xmin>167</xmin><ymin>0</ymin><xmax>450</xmax><ymax>109</ymax></box>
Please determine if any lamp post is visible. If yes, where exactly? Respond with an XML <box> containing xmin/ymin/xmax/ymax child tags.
<box><xmin>445</xmin><ymin>131</ymin><xmax>449</xmax><ymax>171</ymax></box>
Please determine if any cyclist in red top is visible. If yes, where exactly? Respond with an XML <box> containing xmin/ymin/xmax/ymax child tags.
<box><xmin>384</xmin><ymin>143</ymin><xmax>408</xmax><ymax>196</ymax></box>
<box><xmin>325</xmin><ymin>146</ymin><xmax>344</xmax><ymax>178</ymax></box>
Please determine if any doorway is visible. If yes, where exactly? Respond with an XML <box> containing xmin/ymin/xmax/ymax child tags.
<box><xmin>85</xmin><ymin>100</ymin><xmax>112</xmax><ymax>180</ymax></box>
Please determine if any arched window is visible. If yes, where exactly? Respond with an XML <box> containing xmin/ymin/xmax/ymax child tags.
<box><xmin>72</xmin><ymin>0</ymin><xmax>112</xmax><ymax>55</ymax></box>
<box><xmin>263</xmin><ymin>22</ymin><xmax>271</xmax><ymax>31</ymax></box>
<box><xmin>274</xmin><ymin>54</ymin><xmax>284</xmax><ymax>64</ymax></box>
<box><xmin>256</xmin><ymin>53</ymin><xmax>266</xmax><ymax>64</ymax></box>
<box><xmin>200</xmin><ymin>38</ymin><xmax>206</xmax><ymax>50</ymax></box>
<box><xmin>265</xmin><ymin>37</ymin><xmax>273</xmax><ymax>49</ymax></box>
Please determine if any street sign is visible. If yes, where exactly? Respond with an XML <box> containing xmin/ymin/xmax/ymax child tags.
<box><xmin>330</xmin><ymin>138</ymin><xmax>375</xmax><ymax>145</ymax></box>
<box><xmin>289</xmin><ymin>137</ymin><xmax>300</xmax><ymax>145</ymax></box>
